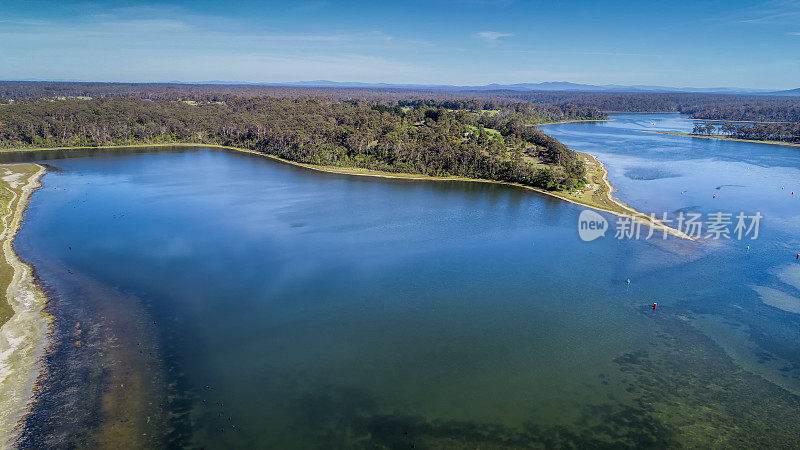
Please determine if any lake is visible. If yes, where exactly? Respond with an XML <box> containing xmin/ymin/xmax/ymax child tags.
<box><xmin>10</xmin><ymin>114</ymin><xmax>800</xmax><ymax>447</ymax></box>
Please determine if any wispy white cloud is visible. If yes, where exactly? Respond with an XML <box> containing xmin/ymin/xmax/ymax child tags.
<box><xmin>0</xmin><ymin>11</ymin><xmax>395</xmax><ymax>50</ymax></box>
<box><xmin>94</xmin><ymin>18</ymin><xmax>191</xmax><ymax>32</ymax></box>
<box><xmin>500</xmin><ymin>49</ymin><xmax>659</xmax><ymax>58</ymax></box>
<box><xmin>733</xmin><ymin>0</ymin><xmax>800</xmax><ymax>23</ymax></box>
<box><xmin>475</xmin><ymin>31</ymin><xmax>511</xmax><ymax>43</ymax></box>
<box><xmin>0</xmin><ymin>5</ymin><xmax>429</xmax><ymax>84</ymax></box>
<box><xmin>740</xmin><ymin>11</ymin><xmax>800</xmax><ymax>23</ymax></box>
<box><xmin>0</xmin><ymin>18</ymin><xmax>49</xmax><ymax>26</ymax></box>
<box><xmin>1</xmin><ymin>0</ymin><xmax>797</xmax><ymax>88</ymax></box>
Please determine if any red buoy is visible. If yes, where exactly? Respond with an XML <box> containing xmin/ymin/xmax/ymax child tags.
<box><xmin>713</xmin><ymin>195</ymin><xmax>716</xmax><ymax>199</ymax></box>
<box><xmin>652</xmin><ymin>302</ymin><xmax>658</xmax><ymax>310</ymax></box>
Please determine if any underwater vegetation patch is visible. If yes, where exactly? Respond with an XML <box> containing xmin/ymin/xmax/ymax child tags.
<box><xmin>285</xmin><ymin>315</ymin><xmax>800</xmax><ymax>449</ymax></box>
<box><xmin>612</xmin><ymin>316</ymin><xmax>800</xmax><ymax>448</ymax></box>
<box><xmin>288</xmin><ymin>384</ymin><xmax>677</xmax><ymax>449</ymax></box>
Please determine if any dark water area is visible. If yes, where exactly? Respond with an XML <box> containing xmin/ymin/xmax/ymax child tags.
<box><xmin>9</xmin><ymin>116</ymin><xmax>800</xmax><ymax>447</ymax></box>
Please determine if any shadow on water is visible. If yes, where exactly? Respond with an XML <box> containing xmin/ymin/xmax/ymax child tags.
<box><xmin>0</xmin><ymin>146</ymin><xmax>202</xmax><ymax>163</ymax></box>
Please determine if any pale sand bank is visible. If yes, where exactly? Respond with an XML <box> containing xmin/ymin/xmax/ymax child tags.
<box><xmin>0</xmin><ymin>164</ymin><xmax>49</xmax><ymax>448</ymax></box>
<box><xmin>751</xmin><ymin>285</ymin><xmax>800</xmax><ymax>314</ymax></box>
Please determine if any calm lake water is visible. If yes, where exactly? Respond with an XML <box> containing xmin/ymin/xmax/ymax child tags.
<box><xmin>10</xmin><ymin>114</ymin><xmax>800</xmax><ymax>447</ymax></box>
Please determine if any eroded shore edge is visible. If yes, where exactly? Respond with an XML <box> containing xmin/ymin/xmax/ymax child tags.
<box><xmin>0</xmin><ymin>164</ymin><xmax>49</xmax><ymax>448</ymax></box>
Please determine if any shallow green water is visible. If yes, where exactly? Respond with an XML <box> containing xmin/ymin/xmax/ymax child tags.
<box><xmin>11</xmin><ymin>114</ymin><xmax>800</xmax><ymax>447</ymax></box>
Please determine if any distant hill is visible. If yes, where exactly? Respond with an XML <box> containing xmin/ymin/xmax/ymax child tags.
<box><xmin>768</xmin><ymin>88</ymin><xmax>800</xmax><ymax>96</ymax></box>
<box><xmin>247</xmin><ymin>80</ymin><xmax>777</xmax><ymax>95</ymax></box>
<box><xmin>467</xmin><ymin>82</ymin><xmax>777</xmax><ymax>94</ymax></box>
<box><xmin>4</xmin><ymin>78</ymin><xmax>797</xmax><ymax>96</ymax></box>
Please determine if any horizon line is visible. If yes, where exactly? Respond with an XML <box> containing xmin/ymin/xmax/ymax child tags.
<box><xmin>1</xmin><ymin>79</ymin><xmax>797</xmax><ymax>94</ymax></box>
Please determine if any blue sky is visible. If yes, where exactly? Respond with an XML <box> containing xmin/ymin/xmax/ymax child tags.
<box><xmin>1</xmin><ymin>0</ymin><xmax>799</xmax><ymax>89</ymax></box>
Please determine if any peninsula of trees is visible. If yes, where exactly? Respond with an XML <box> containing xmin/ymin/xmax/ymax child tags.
<box><xmin>690</xmin><ymin>121</ymin><xmax>800</xmax><ymax>144</ymax></box>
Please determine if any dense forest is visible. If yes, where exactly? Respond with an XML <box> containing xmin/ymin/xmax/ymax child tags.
<box><xmin>691</xmin><ymin>121</ymin><xmax>800</xmax><ymax>143</ymax></box>
<box><xmin>681</xmin><ymin>102</ymin><xmax>800</xmax><ymax>122</ymax></box>
<box><xmin>2</xmin><ymin>81</ymin><xmax>799</xmax><ymax>121</ymax></box>
<box><xmin>0</xmin><ymin>96</ymin><xmax>599</xmax><ymax>191</ymax></box>
<box><xmin>496</xmin><ymin>91</ymin><xmax>800</xmax><ymax>122</ymax></box>
<box><xmin>2</xmin><ymin>82</ymin><xmax>797</xmax><ymax>186</ymax></box>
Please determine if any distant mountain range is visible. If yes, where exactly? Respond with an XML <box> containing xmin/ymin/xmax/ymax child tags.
<box><xmin>8</xmin><ymin>78</ymin><xmax>800</xmax><ymax>95</ymax></box>
<box><xmin>772</xmin><ymin>87</ymin><xmax>800</xmax><ymax>96</ymax></box>
<box><xmin>213</xmin><ymin>80</ymin><xmax>800</xmax><ymax>96</ymax></box>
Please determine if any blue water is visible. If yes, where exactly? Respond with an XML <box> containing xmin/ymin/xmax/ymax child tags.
<box><xmin>11</xmin><ymin>114</ymin><xmax>800</xmax><ymax>447</ymax></box>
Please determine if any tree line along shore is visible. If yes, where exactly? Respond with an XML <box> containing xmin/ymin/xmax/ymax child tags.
<box><xmin>0</xmin><ymin>96</ymin><xmax>602</xmax><ymax>192</ymax></box>
<box><xmin>688</xmin><ymin>121</ymin><xmax>800</xmax><ymax>145</ymax></box>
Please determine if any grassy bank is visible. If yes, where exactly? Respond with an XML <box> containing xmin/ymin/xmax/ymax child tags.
<box><xmin>640</xmin><ymin>131</ymin><xmax>800</xmax><ymax>148</ymax></box>
<box><xmin>0</xmin><ymin>164</ymin><xmax>44</xmax><ymax>327</ymax></box>
<box><xmin>0</xmin><ymin>181</ymin><xmax>15</xmax><ymax>326</ymax></box>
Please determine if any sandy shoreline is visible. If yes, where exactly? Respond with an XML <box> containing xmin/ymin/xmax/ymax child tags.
<box><xmin>639</xmin><ymin>130</ymin><xmax>800</xmax><ymax>148</ymax></box>
<box><xmin>576</xmin><ymin>154</ymin><xmax>694</xmax><ymax>240</ymax></box>
<box><xmin>0</xmin><ymin>164</ymin><xmax>49</xmax><ymax>448</ymax></box>
<box><xmin>0</xmin><ymin>143</ymin><xmax>692</xmax><ymax>239</ymax></box>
